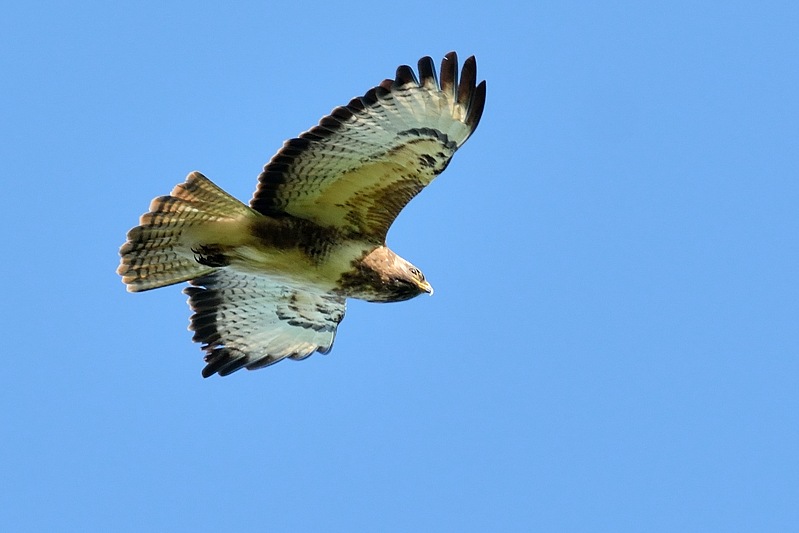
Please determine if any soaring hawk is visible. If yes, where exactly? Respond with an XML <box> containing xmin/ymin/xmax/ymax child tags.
<box><xmin>118</xmin><ymin>52</ymin><xmax>486</xmax><ymax>377</ymax></box>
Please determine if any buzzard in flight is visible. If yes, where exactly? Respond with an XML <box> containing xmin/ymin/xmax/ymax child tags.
<box><xmin>118</xmin><ymin>52</ymin><xmax>486</xmax><ymax>377</ymax></box>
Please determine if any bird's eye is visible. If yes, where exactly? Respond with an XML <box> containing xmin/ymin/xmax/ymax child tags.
<box><xmin>409</xmin><ymin>267</ymin><xmax>424</xmax><ymax>280</ymax></box>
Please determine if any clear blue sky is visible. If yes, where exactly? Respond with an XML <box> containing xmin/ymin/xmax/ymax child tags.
<box><xmin>2</xmin><ymin>1</ymin><xmax>797</xmax><ymax>531</ymax></box>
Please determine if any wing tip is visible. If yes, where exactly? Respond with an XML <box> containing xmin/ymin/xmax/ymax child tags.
<box><xmin>201</xmin><ymin>348</ymin><xmax>250</xmax><ymax>378</ymax></box>
<box><xmin>417</xmin><ymin>55</ymin><xmax>438</xmax><ymax>89</ymax></box>
<box><xmin>440</xmin><ymin>51</ymin><xmax>459</xmax><ymax>97</ymax></box>
<box><xmin>437</xmin><ymin>51</ymin><xmax>486</xmax><ymax>136</ymax></box>
<box><xmin>467</xmin><ymin>79</ymin><xmax>487</xmax><ymax>130</ymax></box>
<box><xmin>386</xmin><ymin>51</ymin><xmax>486</xmax><ymax>135</ymax></box>
<box><xmin>393</xmin><ymin>64</ymin><xmax>419</xmax><ymax>88</ymax></box>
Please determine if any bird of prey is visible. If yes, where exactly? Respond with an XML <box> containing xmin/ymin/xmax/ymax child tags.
<box><xmin>118</xmin><ymin>52</ymin><xmax>486</xmax><ymax>377</ymax></box>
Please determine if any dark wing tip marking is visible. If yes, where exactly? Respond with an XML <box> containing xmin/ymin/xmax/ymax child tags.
<box><xmin>185</xmin><ymin>276</ymin><xmax>254</xmax><ymax>378</ymax></box>
<box><xmin>439</xmin><ymin>51</ymin><xmax>458</xmax><ymax>99</ymax></box>
<box><xmin>202</xmin><ymin>349</ymin><xmax>249</xmax><ymax>378</ymax></box>
<box><xmin>346</xmin><ymin>96</ymin><xmax>366</xmax><ymax>112</ymax></box>
<box><xmin>377</xmin><ymin>79</ymin><xmax>393</xmax><ymax>93</ymax></box>
<box><xmin>467</xmin><ymin>80</ymin><xmax>487</xmax><ymax>130</ymax></box>
<box><xmin>417</xmin><ymin>56</ymin><xmax>438</xmax><ymax>89</ymax></box>
<box><xmin>458</xmin><ymin>56</ymin><xmax>477</xmax><ymax>108</ymax></box>
<box><xmin>361</xmin><ymin>83</ymin><xmax>391</xmax><ymax>107</ymax></box>
<box><xmin>394</xmin><ymin>64</ymin><xmax>419</xmax><ymax>88</ymax></box>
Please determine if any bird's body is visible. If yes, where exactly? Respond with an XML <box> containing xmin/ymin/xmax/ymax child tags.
<box><xmin>118</xmin><ymin>52</ymin><xmax>485</xmax><ymax>377</ymax></box>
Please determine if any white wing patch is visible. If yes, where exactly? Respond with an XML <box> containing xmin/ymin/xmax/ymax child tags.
<box><xmin>184</xmin><ymin>271</ymin><xmax>346</xmax><ymax>377</ymax></box>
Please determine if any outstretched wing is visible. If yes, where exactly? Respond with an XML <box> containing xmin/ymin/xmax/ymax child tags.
<box><xmin>184</xmin><ymin>271</ymin><xmax>346</xmax><ymax>377</ymax></box>
<box><xmin>250</xmin><ymin>52</ymin><xmax>486</xmax><ymax>240</ymax></box>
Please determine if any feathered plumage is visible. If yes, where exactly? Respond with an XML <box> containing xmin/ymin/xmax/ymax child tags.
<box><xmin>118</xmin><ymin>52</ymin><xmax>486</xmax><ymax>377</ymax></box>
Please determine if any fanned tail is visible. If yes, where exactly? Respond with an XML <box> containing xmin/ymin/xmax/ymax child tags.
<box><xmin>118</xmin><ymin>171</ymin><xmax>255</xmax><ymax>292</ymax></box>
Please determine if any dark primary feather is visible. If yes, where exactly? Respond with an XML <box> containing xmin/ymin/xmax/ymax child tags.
<box><xmin>394</xmin><ymin>64</ymin><xmax>418</xmax><ymax>87</ymax></box>
<box><xmin>439</xmin><ymin>51</ymin><xmax>458</xmax><ymax>99</ymax></box>
<box><xmin>417</xmin><ymin>56</ymin><xmax>438</xmax><ymax>89</ymax></box>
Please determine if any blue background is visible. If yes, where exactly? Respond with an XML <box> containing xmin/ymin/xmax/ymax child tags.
<box><xmin>2</xmin><ymin>1</ymin><xmax>797</xmax><ymax>531</ymax></box>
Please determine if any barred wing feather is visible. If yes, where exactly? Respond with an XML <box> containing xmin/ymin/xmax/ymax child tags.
<box><xmin>250</xmin><ymin>52</ymin><xmax>486</xmax><ymax>240</ymax></box>
<box><xmin>185</xmin><ymin>271</ymin><xmax>346</xmax><ymax>377</ymax></box>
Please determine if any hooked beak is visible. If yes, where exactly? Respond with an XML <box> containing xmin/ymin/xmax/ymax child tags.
<box><xmin>420</xmin><ymin>280</ymin><xmax>434</xmax><ymax>296</ymax></box>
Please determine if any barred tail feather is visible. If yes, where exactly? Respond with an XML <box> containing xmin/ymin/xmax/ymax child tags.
<box><xmin>118</xmin><ymin>171</ymin><xmax>254</xmax><ymax>292</ymax></box>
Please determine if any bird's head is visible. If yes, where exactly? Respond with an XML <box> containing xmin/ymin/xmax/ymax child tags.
<box><xmin>379</xmin><ymin>254</ymin><xmax>433</xmax><ymax>302</ymax></box>
<box><xmin>344</xmin><ymin>247</ymin><xmax>434</xmax><ymax>303</ymax></box>
<box><xmin>396</xmin><ymin>260</ymin><xmax>434</xmax><ymax>298</ymax></box>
